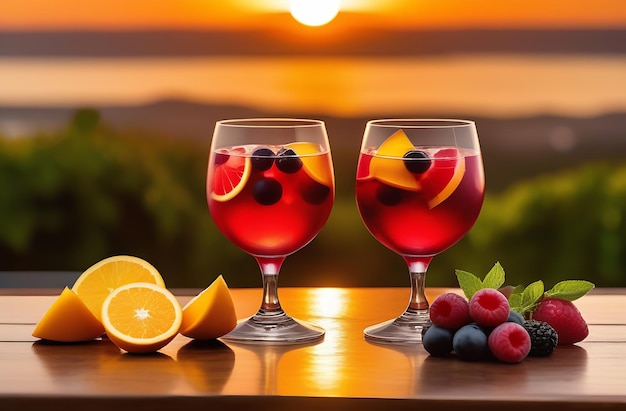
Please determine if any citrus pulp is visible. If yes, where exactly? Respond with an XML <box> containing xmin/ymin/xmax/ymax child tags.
<box><xmin>210</xmin><ymin>147</ymin><xmax>251</xmax><ymax>202</ymax></box>
<box><xmin>71</xmin><ymin>255</ymin><xmax>165</xmax><ymax>321</ymax></box>
<box><xmin>101</xmin><ymin>282</ymin><xmax>182</xmax><ymax>353</ymax></box>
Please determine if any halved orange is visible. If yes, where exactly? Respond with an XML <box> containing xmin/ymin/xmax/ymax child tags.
<box><xmin>421</xmin><ymin>148</ymin><xmax>466</xmax><ymax>208</ymax></box>
<box><xmin>210</xmin><ymin>147</ymin><xmax>251</xmax><ymax>202</ymax></box>
<box><xmin>180</xmin><ymin>275</ymin><xmax>237</xmax><ymax>340</ymax></box>
<box><xmin>101</xmin><ymin>282</ymin><xmax>182</xmax><ymax>354</ymax></box>
<box><xmin>32</xmin><ymin>287</ymin><xmax>105</xmax><ymax>342</ymax></box>
<box><xmin>285</xmin><ymin>142</ymin><xmax>334</xmax><ymax>187</ymax></box>
<box><xmin>71</xmin><ymin>255</ymin><xmax>166</xmax><ymax>322</ymax></box>
<box><xmin>368</xmin><ymin>130</ymin><xmax>420</xmax><ymax>191</ymax></box>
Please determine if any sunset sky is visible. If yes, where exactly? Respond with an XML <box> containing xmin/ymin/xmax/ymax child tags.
<box><xmin>2</xmin><ymin>0</ymin><xmax>626</xmax><ymax>30</ymax></box>
<box><xmin>2</xmin><ymin>1</ymin><xmax>626</xmax><ymax>119</ymax></box>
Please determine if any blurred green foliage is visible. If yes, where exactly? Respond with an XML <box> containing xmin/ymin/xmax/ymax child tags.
<box><xmin>1</xmin><ymin>110</ymin><xmax>625</xmax><ymax>288</ymax></box>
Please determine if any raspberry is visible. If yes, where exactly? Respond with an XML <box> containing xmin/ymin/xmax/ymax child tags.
<box><xmin>488</xmin><ymin>322</ymin><xmax>531</xmax><ymax>363</ymax></box>
<box><xmin>524</xmin><ymin>320</ymin><xmax>558</xmax><ymax>357</ymax></box>
<box><xmin>422</xmin><ymin>325</ymin><xmax>454</xmax><ymax>356</ymax></box>
<box><xmin>469</xmin><ymin>288</ymin><xmax>510</xmax><ymax>327</ymax></box>
<box><xmin>429</xmin><ymin>293</ymin><xmax>471</xmax><ymax>329</ymax></box>
<box><xmin>452</xmin><ymin>324</ymin><xmax>489</xmax><ymax>361</ymax></box>
<box><xmin>532</xmin><ymin>298</ymin><xmax>588</xmax><ymax>344</ymax></box>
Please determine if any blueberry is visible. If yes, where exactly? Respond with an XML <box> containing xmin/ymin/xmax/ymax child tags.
<box><xmin>253</xmin><ymin>178</ymin><xmax>282</xmax><ymax>205</ymax></box>
<box><xmin>276</xmin><ymin>148</ymin><xmax>303</xmax><ymax>173</ymax></box>
<box><xmin>452</xmin><ymin>324</ymin><xmax>489</xmax><ymax>361</ymax></box>
<box><xmin>214</xmin><ymin>152</ymin><xmax>229</xmax><ymax>166</ymax></box>
<box><xmin>375</xmin><ymin>185</ymin><xmax>403</xmax><ymax>206</ymax></box>
<box><xmin>301</xmin><ymin>181</ymin><xmax>331</xmax><ymax>205</ymax></box>
<box><xmin>403</xmin><ymin>150</ymin><xmax>431</xmax><ymax>174</ymax></box>
<box><xmin>251</xmin><ymin>147</ymin><xmax>275</xmax><ymax>171</ymax></box>
<box><xmin>507</xmin><ymin>311</ymin><xmax>526</xmax><ymax>325</ymax></box>
<box><xmin>422</xmin><ymin>325</ymin><xmax>454</xmax><ymax>357</ymax></box>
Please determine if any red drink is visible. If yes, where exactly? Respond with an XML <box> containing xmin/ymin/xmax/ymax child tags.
<box><xmin>208</xmin><ymin>143</ymin><xmax>334</xmax><ymax>257</ymax></box>
<box><xmin>356</xmin><ymin>146</ymin><xmax>484</xmax><ymax>257</ymax></box>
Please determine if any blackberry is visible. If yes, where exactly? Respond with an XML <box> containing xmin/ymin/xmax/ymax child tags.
<box><xmin>523</xmin><ymin>320</ymin><xmax>558</xmax><ymax>357</ymax></box>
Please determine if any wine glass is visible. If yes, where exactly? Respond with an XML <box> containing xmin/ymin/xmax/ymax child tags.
<box><xmin>355</xmin><ymin>119</ymin><xmax>485</xmax><ymax>343</ymax></box>
<box><xmin>207</xmin><ymin>118</ymin><xmax>335</xmax><ymax>343</ymax></box>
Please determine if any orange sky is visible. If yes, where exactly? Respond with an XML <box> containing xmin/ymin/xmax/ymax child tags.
<box><xmin>2</xmin><ymin>0</ymin><xmax>626</xmax><ymax>30</ymax></box>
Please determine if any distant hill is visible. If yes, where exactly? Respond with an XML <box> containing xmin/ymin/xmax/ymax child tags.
<box><xmin>2</xmin><ymin>28</ymin><xmax>626</xmax><ymax>57</ymax></box>
<box><xmin>1</xmin><ymin>99</ymin><xmax>626</xmax><ymax>192</ymax></box>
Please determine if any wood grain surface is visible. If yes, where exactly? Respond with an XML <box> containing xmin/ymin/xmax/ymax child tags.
<box><xmin>1</xmin><ymin>287</ymin><xmax>625</xmax><ymax>410</ymax></box>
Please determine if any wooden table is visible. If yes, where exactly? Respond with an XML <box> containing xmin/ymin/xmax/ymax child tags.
<box><xmin>1</xmin><ymin>287</ymin><xmax>625</xmax><ymax>410</ymax></box>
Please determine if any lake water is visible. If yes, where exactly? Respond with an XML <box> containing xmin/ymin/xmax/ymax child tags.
<box><xmin>1</xmin><ymin>54</ymin><xmax>625</xmax><ymax>118</ymax></box>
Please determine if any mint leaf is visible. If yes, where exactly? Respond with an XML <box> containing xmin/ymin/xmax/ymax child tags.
<box><xmin>545</xmin><ymin>280</ymin><xmax>595</xmax><ymax>301</ymax></box>
<box><xmin>511</xmin><ymin>281</ymin><xmax>544</xmax><ymax>315</ymax></box>
<box><xmin>455</xmin><ymin>269</ymin><xmax>483</xmax><ymax>299</ymax></box>
<box><xmin>482</xmin><ymin>262</ymin><xmax>506</xmax><ymax>289</ymax></box>
<box><xmin>522</xmin><ymin>280</ymin><xmax>544</xmax><ymax>307</ymax></box>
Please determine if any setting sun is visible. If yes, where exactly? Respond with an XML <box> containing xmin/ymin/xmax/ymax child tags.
<box><xmin>290</xmin><ymin>0</ymin><xmax>340</xmax><ymax>27</ymax></box>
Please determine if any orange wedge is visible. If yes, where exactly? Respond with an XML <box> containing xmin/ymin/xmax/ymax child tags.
<box><xmin>210</xmin><ymin>147</ymin><xmax>251</xmax><ymax>202</ymax></box>
<box><xmin>72</xmin><ymin>255</ymin><xmax>165</xmax><ymax>322</ymax></box>
<box><xmin>421</xmin><ymin>148</ymin><xmax>466</xmax><ymax>208</ymax></box>
<box><xmin>32</xmin><ymin>287</ymin><xmax>105</xmax><ymax>342</ymax></box>
<box><xmin>101</xmin><ymin>282</ymin><xmax>182</xmax><ymax>354</ymax></box>
<box><xmin>285</xmin><ymin>142</ymin><xmax>334</xmax><ymax>187</ymax></box>
<box><xmin>368</xmin><ymin>130</ymin><xmax>420</xmax><ymax>191</ymax></box>
<box><xmin>180</xmin><ymin>275</ymin><xmax>237</xmax><ymax>340</ymax></box>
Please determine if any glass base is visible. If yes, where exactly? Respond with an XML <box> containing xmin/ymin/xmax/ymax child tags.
<box><xmin>221</xmin><ymin>311</ymin><xmax>325</xmax><ymax>344</ymax></box>
<box><xmin>364</xmin><ymin>310</ymin><xmax>430</xmax><ymax>344</ymax></box>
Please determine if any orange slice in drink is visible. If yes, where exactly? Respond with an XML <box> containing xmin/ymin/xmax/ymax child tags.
<box><xmin>421</xmin><ymin>148</ymin><xmax>466</xmax><ymax>208</ymax></box>
<box><xmin>180</xmin><ymin>275</ymin><xmax>237</xmax><ymax>340</ymax></box>
<box><xmin>368</xmin><ymin>130</ymin><xmax>420</xmax><ymax>191</ymax></box>
<box><xmin>32</xmin><ymin>287</ymin><xmax>105</xmax><ymax>342</ymax></box>
<box><xmin>101</xmin><ymin>282</ymin><xmax>182</xmax><ymax>353</ymax></box>
<box><xmin>210</xmin><ymin>147</ymin><xmax>251</xmax><ymax>202</ymax></box>
<box><xmin>71</xmin><ymin>255</ymin><xmax>166</xmax><ymax>322</ymax></box>
<box><xmin>285</xmin><ymin>142</ymin><xmax>333</xmax><ymax>187</ymax></box>
<box><xmin>366</xmin><ymin>130</ymin><xmax>466</xmax><ymax>208</ymax></box>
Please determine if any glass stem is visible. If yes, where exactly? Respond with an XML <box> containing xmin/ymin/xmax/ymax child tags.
<box><xmin>408</xmin><ymin>271</ymin><xmax>429</xmax><ymax>312</ymax></box>
<box><xmin>256</xmin><ymin>256</ymin><xmax>286</xmax><ymax>314</ymax></box>
<box><xmin>404</xmin><ymin>257</ymin><xmax>433</xmax><ymax>314</ymax></box>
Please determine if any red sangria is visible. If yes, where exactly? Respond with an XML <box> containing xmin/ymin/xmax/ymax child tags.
<box><xmin>208</xmin><ymin>143</ymin><xmax>334</xmax><ymax>257</ymax></box>
<box><xmin>207</xmin><ymin>118</ymin><xmax>334</xmax><ymax>343</ymax></box>
<box><xmin>355</xmin><ymin>120</ymin><xmax>485</xmax><ymax>343</ymax></box>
